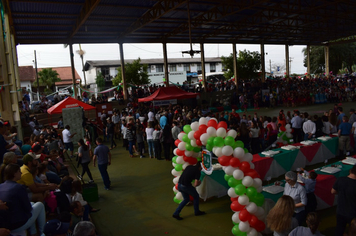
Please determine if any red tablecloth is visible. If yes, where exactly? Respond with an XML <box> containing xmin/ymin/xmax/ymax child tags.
<box><xmin>252</xmin><ymin>154</ymin><xmax>273</xmax><ymax>180</ymax></box>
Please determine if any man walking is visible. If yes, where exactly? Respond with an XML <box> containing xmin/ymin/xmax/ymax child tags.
<box><xmin>93</xmin><ymin>138</ymin><xmax>111</xmax><ymax>190</ymax></box>
<box><xmin>172</xmin><ymin>162</ymin><xmax>206</xmax><ymax>220</ymax></box>
<box><xmin>106</xmin><ymin>117</ymin><xmax>116</xmax><ymax>150</ymax></box>
<box><xmin>62</xmin><ymin>125</ymin><xmax>76</xmax><ymax>158</ymax></box>
<box><xmin>331</xmin><ymin>165</ymin><xmax>356</xmax><ymax>236</ymax></box>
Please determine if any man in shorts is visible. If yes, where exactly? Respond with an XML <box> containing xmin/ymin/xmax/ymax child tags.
<box><xmin>62</xmin><ymin>125</ymin><xmax>77</xmax><ymax>158</ymax></box>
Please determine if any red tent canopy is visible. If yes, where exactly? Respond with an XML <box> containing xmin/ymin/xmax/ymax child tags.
<box><xmin>138</xmin><ymin>86</ymin><xmax>198</xmax><ymax>102</ymax></box>
<box><xmin>47</xmin><ymin>97</ymin><xmax>96</xmax><ymax>114</ymax></box>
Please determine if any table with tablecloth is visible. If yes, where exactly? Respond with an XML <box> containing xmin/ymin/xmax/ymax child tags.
<box><xmin>197</xmin><ymin>169</ymin><xmax>229</xmax><ymax>201</ymax></box>
<box><xmin>262</xmin><ymin>159</ymin><xmax>354</xmax><ymax>210</ymax></box>
<box><xmin>253</xmin><ymin>137</ymin><xmax>339</xmax><ymax>180</ymax></box>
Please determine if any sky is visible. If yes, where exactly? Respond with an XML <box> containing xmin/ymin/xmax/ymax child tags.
<box><xmin>16</xmin><ymin>43</ymin><xmax>308</xmax><ymax>80</ymax></box>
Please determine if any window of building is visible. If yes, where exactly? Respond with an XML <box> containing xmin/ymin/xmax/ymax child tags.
<box><xmin>183</xmin><ymin>64</ymin><xmax>190</xmax><ymax>72</ymax></box>
<box><xmin>156</xmin><ymin>65</ymin><xmax>163</xmax><ymax>72</ymax></box>
<box><xmin>197</xmin><ymin>63</ymin><xmax>202</xmax><ymax>71</ymax></box>
<box><xmin>101</xmin><ymin>67</ymin><xmax>110</xmax><ymax>79</ymax></box>
<box><xmin>210</xmin><ymin>63</ymin><xmax>216</xmax><ymax>72</ymax></box>
<box><xmin>169</xmin><ymin>64</ymin><xmax>177</xmax><ymax>72</ymax></box>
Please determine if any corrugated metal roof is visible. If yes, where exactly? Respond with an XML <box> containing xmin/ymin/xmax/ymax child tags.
<box><xmin>5</xmin><ymin>0</ymin><xmax>356</xmax><ymax>45</ymax></box>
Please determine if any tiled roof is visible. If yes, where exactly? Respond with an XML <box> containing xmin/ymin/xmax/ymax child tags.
<box><xmin>36</xmin><ymin>67</ymin><xmax>81</xmax><ymax>86</ymax></box>
<box><xmin>18</xmin><ymin>66</ymin><xmax>35</xmax><ymax>82</ymax></box>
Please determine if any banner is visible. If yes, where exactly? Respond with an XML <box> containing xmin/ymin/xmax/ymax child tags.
<box><xmin>152</xmin><ymin>99</ymin><xmax>177</xmax><ymax>106</ymax></box>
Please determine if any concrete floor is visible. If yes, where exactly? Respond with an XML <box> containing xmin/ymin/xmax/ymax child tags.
<box><xmin>82</xmin><ymin>101</ymin><xmax>356</xmax><ymax>236</ymax></box>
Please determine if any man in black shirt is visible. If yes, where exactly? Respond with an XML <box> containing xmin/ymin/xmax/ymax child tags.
<box><xmin>172</xmin><ymin>162</ymin><xmax>206</xmax><ymax>220</ymax></box>
<box><xmin>106</xmin><ymin>118</ymin><xmax>116</xmax><ymax>150</ymax></box>
<box><xmin>332</xmin><ymin>165</ymin><xmax>356</xmax><ymax>236</ymax></box>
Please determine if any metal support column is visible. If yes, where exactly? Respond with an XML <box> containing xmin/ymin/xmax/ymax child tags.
<box><xmin>119</xmin><ymin>43</ymin><xmax>127</xmax><ymax>100</ymax></box>
<box><xmin>233</xmin><ymin>43</ymin><xmax>238</xmax><ymax>90</ymax></box>
<box><xmin>200</xmin><ymin>43</ymin><xmax>207</xmax><ymax>92</ymax></box>
<box><xmin>324</xmin><ymin>45</ymin><xmax>330</xmax><ymax>77</ymax></box>
<box><xmin>285</xmin><ymin>45</ymin><xmax>289</xmax><ymax>80</ymax></box>
<box><xmin>307</xmin><ymin>45</ymin><xmax>311</xmax><ymax>78</ymax></box>
<box><xmin>163</xmin><ymin>43</ymin><xmax>169</xmax><ymax>87</ymax></box>
<box><xmin>261</xmin><ymin>43</ymin><xmax>265</xmax><ymax>82</ymax></box>
<box><xmin>69</xmin><ymin>44</ymin><xmax>77</xmax><ymax>98</ymax></box>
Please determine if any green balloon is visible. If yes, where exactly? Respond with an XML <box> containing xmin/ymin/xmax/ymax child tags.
<box><xmin>246</xmin><ymin>186</ymin><xmax>257</xmax><ymax>198</ymax></box>
<box><xmin>243</xmin><ymin>148</ymin><xmax>248</xmax><ymax>153</ymax></box>
<box><xmin>183</xmin><ymin>125</ymin><xmax>192</xmax><ymax>134</ymax></box>
<box><xmin>224</xmin><ymin>136</ymin><xmax>235</xmax><ymax>146</ymax></box>
<box><xmin>182</xmin><ymin>134</ymin><xmax>190</xmax><ymax>143</ymax></box>
<box><xmin>278</xmin><ymin>132</ymin><xmax>284</xmax><ymax>137</ymax></box>
<box><xmin>206</xmin><ymin>144</ymin><xmax>213</xmax><ymax>151</ymax></box>
<box><xmin>172</xmin><ymin>156</ymin><xmax>178</xmax><ymax>164</ymax></box>
<box><xmin>228</xmin><ymin>178</ymin><xmax>242</xmax><ymax>188</ymax></box>
<box><xmin>224</xmin><ymin>174</ymin><xmax>233</xmax><ymax>182</ymax></box>
<box><xmin>283</xmin><ymin>135</ymin><xmax>289</xmax><ymax>141</ymax></box>
<box><xmin>197</xmin><ymin>157</ymin><xmax>202</xmax><ymax>161</ymax></box>
<box><xmin>173</xmin><ymin>196</ymin><xmax>182</xmax><ymax>204</ymax></box>
<box><xmin>185</xmin><ymin>143</ymin><xmax>193</xmax><ymax>151</ymax></box>
<box><xmin>232</xmin><ymin>225</ymin><xmax>247</xmax><ymax>236</ymax></box>
<box><xmin>234</xmin><ymin>184</ymin><xmax>246</xmax><ymax>196</ymax></box>
<box><xmin>175</xmin><ymin>164</ymin><xmax>183</xmax><ymax>172</ymax></box>
<box><xmin>207</xmin><ymin>137</ymin><xmax>215</xmax><ymax>146</ymax></box>
<box><xmin>214</xmin><ymin>137</ymin><xmax>224</xmax><ymax>147</ymax></box>
<box><xmin>236</xmin><ymin>140</ymin><xmax>244</xmax><ymax>148</ymax></box>
<box><xmin>193</xmin><ymin>146</ymin><xmax>201</xmax><ymax>152</ymax></box>
<box><xmin>254</xmin><ymin>193</ymin><xmax>265</xmax><ymax>207</ymax></box>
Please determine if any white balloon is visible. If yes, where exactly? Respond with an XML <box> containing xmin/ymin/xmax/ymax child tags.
<box><xmin>172</xmin><ymin>163</ymin><xmax>177</xmax><ymax>168</ymax></box>
<box><xmin>247</xmin><ymin>228</ymin><xmax>258</xmax><ymax>236</ymax></box>
<box><xmin>173</xmin><ymin>148</ymin><xmax>178</xmax><ymax>156</ymax></box>
<box><xmin>192</xmin><ymin>152</ymin><xmax>200</xmax><ymax>158</ymax></box>
<box><xmin>253</xmin><ymin>178</ymin><xmax>262</xmax><ymax>188</ymax></box>
<box><xmin>233</xmin><ymin>147</ymin><xmax>245</xmax><ymax>158</ymax></box>
<box><xmin>199</xmin><ymin>117</ymin><xmax>208</xmax><ymax>126</ymax></box>
<box><xmin>178</xmin><ymin>132</ymin><xmax>185</xmax><ymax>141</ymax></box>
<box><xmin>243</xmin><ymin>153</ymin><xmax>253</xmax><ymax>162</ymax></box>
<box><xmin>200</xmin><ymin>133</ymin><xmax>209</xmax><ymax>144</ymax></box>
<box><xmin>173</xmin><ymin>186</ymin><xmax>178</xmax><ymax>193</ymax></box>
<box><xmin>222</xmin><ymin>146</ymin><xmax>233</xmax><ymax>156</ymax></box>
<box><xmin>176</xmin><ymin>192</ymin><xmax>183</xmax><ymax>200</ymax></box>
<box><xmin>239</xmin><ymin>221</ymin><xmax>250</xmax><ymax>232</ymax></box>
<box><xmin>171</xmin><ymin>169</ymin><xmax>182</xmax><ymax>176</ymax></box>
<box><xmin>232</xmin><ymin>212</ymin><xmax>241</xmax><ymax>223</ymax></box>
<box><xmin>176</xmin><ymin>156</ymin><xmax>185</xmax><ymax>164</ymax></box>
<box><xmin>191</xmin><ymin>139</ymin><xmax>198</xmax><ymax>147</ymax></box>
<box><xmin>257</xmin><ymin>186</ymin><xmax>263</xmax><ymax>193</ymax></box>
<box><xmin>249</xmin><ymin>162</ymin><xmax>255</xmax><ymax>169</ymax></box>
<box><xmin>246</xmin><ymin>202</ymin><xmax>258</xmax><ymax>214</ymax></box>
<box><xmin>228</xmin><ymin>187</ymin><xmax>238</xmax><ymax>198</ymax></box>
<box><xmin>286</xmin><ymin>128</ymin><xmax>292</xmax><ymax>133</ymax></box>
<box><xmin>285</xmin><ymin>124</ymin><xmax>291</xmax><ymax>129</ymax></box>
<box><xmin>185</xmin><ymin>150</ymin><xmax>193</xmax><ymax>157</ymax></box>
<box><xmin>216</xmin><ymin>127</ymin><xmax>227</xmax><ymax>138</ymax></box>
<box><xmin>255</xmin><ymin>207</ymin><xmax>265</xmax><ymax>217</ymax></box>
<box><xmin>178</xmin><ymin>142</ymin><xmax>186</xmax><ymax>151</ymax></box>
<box><xmin>215</xmin><ymin>147</ymin><xmax>223</xmax><ymax>157</ymax></box>
<box><xmin>238</xmin><ymin>195</ymin><xmax>250</xmax><ymax>205</ymax></box>
<box><xmin>212</xmin><ymin>147</ymin><xmax>217</xmax><ymax>154</ymax></box>
<box><xmin>286</xmin><ymin>132</ymin><xmax>293</xmax><ymax>138</ymax></box>
<box><xmin>242</xmin><ymin>176</ymin><xmax>254</xmax><ymax>187</ymax></box>
<box><xmin>206</xmin><ymin>127</ymin><xmax>217</xmax><ymax>137</ymax></box>
<box><xmin>225</xmin><ymin>166</ymin><xmax>237</xmax><ymax>175</ymax></box>
<box><xmin>227</xmin><ymin>129</ymin><xmax>238</xmax><ymax>139</ymax></box>
<box><xmin>233</xmin><ymin>169</ymin><xmax>244</xmax><ymax>180</ymax></box>
<box><xmin>173</xmin><ymin>176</ymin><xmax>180</xmax><ymax>185</ymax></box>
<box><xmin>188</xmin><ymin>131</ymin><xmax>195</xmax><ymax>140</ymax></box>
<box><xmin>183</xmin><ymin>162</ymin><xmax>190</xmax><ymax>169</ymax></box>
<box><xmin>191</xmin><ymin>121</ymin><xmax>199</xmax><ymax>131</ymax></box>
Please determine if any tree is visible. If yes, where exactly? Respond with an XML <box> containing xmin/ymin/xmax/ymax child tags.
<box><xmin>221</xmin><ymin>50</ymin><xmax>261</xmax><ymax>80</ymax></box>
<box><xmin>112</xmin><ymin>58</ymin><xmax>150</xmax><ymax>86</ymax></box>
<box><xmin>33</xmin><ymin>68</ymin><xmax>61</xmax><ymax>93</ymax></box>
<box><xmin>95</xmin><ymin>72</ymin><xmax>105</xmax><ymax>91</ymax></box>
<box><xmin>302</xmin><ymin>43</ymin><xmax>356</xmax><ymax>74</ymax></box>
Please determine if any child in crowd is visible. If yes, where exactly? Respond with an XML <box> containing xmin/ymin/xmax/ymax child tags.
<box><xmin>298</xmin><ymin>168</ymin><xmax>318</xmax><ymax>214</ymax></box>
<box><xmin>38</xmin><ymin>163</ymin><xmax>50</xmax><ymax>184</ymax></box>
<box><xmin>84</xmin><ymin>135</ymin><xmax>93</xmax><ymax>157</ymax></box>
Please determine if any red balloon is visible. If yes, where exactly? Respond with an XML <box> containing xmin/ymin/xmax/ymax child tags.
<box><xmin>249</xmin><ymin>215</ymin><xmax>259</xmax><ymax>228</ymax></box>
<box><xmin>176</xmin><ymin>149</ymin><xmax>185</xmax><ymax>156</ymax></box>
<box><xmin>193</xmin><ymin>130</ymin><xmax>202</xmax><ymax>140</ymax></box>
<box><xmin>183</xmin><ymin>155</ymin><xmax>190</xmax><ymax>162</ymax></box>
<box><xmin>240</xmin><ymin>161</ymin><xmax>251</xmax><ymax>172</ymax></box>
<box><xmin>231</xmin><ymin>197</ymin><xmax>238</xmax><ymax>202</ymax></box>
<box><xmin>174</xmin><ymin>139</ymin><xmax>181</xmax><ymax>147</ymax></box>
<box><xmin>245</xmin><ymin>170</ymin><xmax>260</xmax><ymax>179</ymax></box>
<box><xmin>196</xmin><ymin>139</ymin><xmax>202</xmax><ymax>146</ymax></box>
<box><xmin>218</xmin><ymin>155</ymin><xmax>232</xmax><ymax>166</ymax></box>
<box><xmin>239</xmin><ymin>209</ymin><xmax>252</xmax><ymax>222</ymax></box>
<box><xmin>255</xmin><ymin>220</ymin><xmax>266</xmax><ymax>232</ymax></box>
<box><xmin>175</xmin><ymin>183</ymin><xmax>178</xmax><ymax>190</ymax></box>
<box><xmin>188</xmin><ymin>157</ymin><xmax>198</xmax><ymax>165</ymax></box>
<box><xmin>231</xmin><ymin>201</ymin><xmax>245</xmax><ymax>212</ymax></box>
<box><xmin>230</xmin><ymin>158</ymin><xmax>241</xmax><ymax>168</ymax></box>
<box><xmin>280</xmin><ymin>126</ymin><xmax>286</xmax><ymax>132</ymax></box>
<box><xmin>207</xmin><ymin>119</ymin><xmax>218</xmax><ymax>129</ymax></box>
<box><xmin>199</xmin><ymin>124</ymin><xmax>208</xmax><ymax>133</ymax></box>
<box><xmin>217</xmin><ymin>121</ymin><xmax>228</xmax><ymax>130</ymax></box>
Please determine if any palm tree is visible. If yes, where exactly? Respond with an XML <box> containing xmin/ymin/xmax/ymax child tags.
<box><xmin>33</xmin><ymin>68</ymin><xmax>61</xmax><ymax>93</ymax></box>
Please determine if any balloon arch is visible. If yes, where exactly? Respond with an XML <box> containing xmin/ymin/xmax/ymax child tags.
<box><xmin>171</xmin><ymin>118</ymin><xmax>266</xmax><ymax>236</ymax></box>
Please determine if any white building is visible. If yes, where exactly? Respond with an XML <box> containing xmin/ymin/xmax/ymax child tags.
<box><xmin>84</xmin><ymin>57</ymin><xmax>223</xmax><ymax>87</ymax></box>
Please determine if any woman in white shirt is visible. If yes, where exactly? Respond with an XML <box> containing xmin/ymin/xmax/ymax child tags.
<box><xmin>322</xmin><ymin>116</ymin><xmax>333</xmax><ymax>135</ymax></box>
<box><xmin>145</xmin><ymin>122</ymin><xmax>155</xmax><ymax>159</ymax></box>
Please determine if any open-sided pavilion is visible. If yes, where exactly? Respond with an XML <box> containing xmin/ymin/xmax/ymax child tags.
<box><xmin>1</xmin><ymin>0</ymin><xmax>356</xmax><ymax>139</ymax></box>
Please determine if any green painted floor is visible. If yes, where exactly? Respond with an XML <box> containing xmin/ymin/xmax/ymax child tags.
<box><xmin>77</xmin><ymin>102</ymin><xmax>355</xmax><ymax>236</ymax></box>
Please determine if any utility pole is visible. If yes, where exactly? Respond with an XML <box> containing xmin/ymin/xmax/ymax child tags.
<box><xmin>289</xmin><ymin>57</ymin><xmax>294</xmax><ymax>74</ymax></box>
<box><xmin>269</xmin><ymin>59</ymin><xmax>272</xmax><ymax>73</ymax></box>
<box><xmin>34</xmin><ymin>50</ymin><xmax>39</xmax><ymax>101</ymax></box>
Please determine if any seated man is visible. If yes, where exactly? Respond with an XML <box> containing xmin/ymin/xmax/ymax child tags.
<box><xmin>17</xmin><ymin>151</ymin><xmax>57</xmax><ymax>202</ymax></box>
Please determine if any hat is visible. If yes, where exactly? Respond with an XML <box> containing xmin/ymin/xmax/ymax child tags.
<box><xmin>31</xmin><ymin>144</ymin><xmax>43</xmax><ymax>153</ymax></box>
<box><xmin>44</xmin><ymin>219</ymin><xmax>70</xmax><ymax>236</ymax></box>
<box><xmin>22</xmin><ymin>153</ymin><xmax>40</xmax><ymax>165</ymax></box>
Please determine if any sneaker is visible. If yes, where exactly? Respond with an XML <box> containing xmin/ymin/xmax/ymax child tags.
<box><xmin>195</xmin><ymin>211</ymin><xmax>206</xmax><ymax>216</ymax></box>
<box><xmin>140</xmin><ymin>156</ymin><xmax>144</xmax><ymax>158</ymax></box>
<box><xmin>88</xmin><ymin>180</ymin><xmax>94</xmax><ymax>184</ymax></box>
<box><xmin>172</xmin><ymin>214</ymin><xmax>183</xmax><ymax>220</ymax></box>
<box><xmin>77</xmin><ymin>175</ymin><xmax>82</xmax><ymax>180</ymax></box>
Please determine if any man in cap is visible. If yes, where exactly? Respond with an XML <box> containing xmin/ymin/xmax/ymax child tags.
<box><xmin>17</xmin><ymin>147</ymin><xmax>57</xmax><ymax>202</ymax></box>
<box><xmin>106</xmin><ymin>117</ymin><xmax>116</xmax><ymax>150</ymax></box>
<box><xmin>283</xmin><ymin>171</ymin><xmax>307</xmax><ymax>225</ymax></box>
<box><xmin>44</xmin><ymin>219</ymin><xmax>70</xmax><ymax>236</ymax></box>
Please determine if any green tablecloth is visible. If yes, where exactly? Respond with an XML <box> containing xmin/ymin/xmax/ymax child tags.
<box><xmin>315</xmin><ymin>161</ymin><xmax>353</xmax><ymax>178</ymax></box>
<box><xmin>200</xmin><ymin>169</ymin><xmax>229</xmax><ymax>189</ymax></box>
<box><xmin>260</xmin><ymin>148</ymin><xmax>299</xmax><ymax>171</ymax></box>
<box><xmin>262</xmin><ymin>181</ymin><xmax>286</xmax><ymax>203</ymax></box>
<box><xmin>319</xmin><ymin>136</ymin><xmax>339</xmax><ymax>155</ymax></box>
